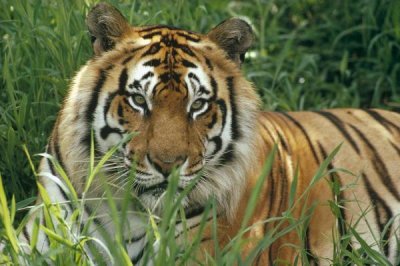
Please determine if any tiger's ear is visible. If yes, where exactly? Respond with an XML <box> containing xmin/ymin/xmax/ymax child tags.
<box><xmin>207</xmin><ymin>18</ymin><xmax>253</xmax><ymax>66</ymax></box>
<box><xmin>86</xmin><ymin>2</ymin><xmax>131</xmax><ymax>55</ymax></box>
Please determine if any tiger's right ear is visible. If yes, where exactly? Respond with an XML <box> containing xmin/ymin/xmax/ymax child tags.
<box><xmin>207</xmin><ymin>18</ymin><xmax>253</xmax><ymax>66</ymax></box>
<box><xmin>86</xmin><ymin>2</ymin><xmax>131</xmax><ymax>55</ymax></box>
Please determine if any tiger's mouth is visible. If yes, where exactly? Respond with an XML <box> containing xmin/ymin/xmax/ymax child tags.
<box><xmin>135</xmin><ymin>181</ymin><xmax>184</xmax><ymax>197</ymax></box>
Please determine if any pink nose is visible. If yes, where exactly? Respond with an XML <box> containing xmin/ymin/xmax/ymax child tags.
<box><xmin>147</xmin><ymin>153</ymin><xmax>186</xmax><ymax>177</ymax></box>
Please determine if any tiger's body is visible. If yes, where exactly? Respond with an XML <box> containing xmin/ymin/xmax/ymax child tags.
<box><xmin>11</xmin><ymin>3</ymin><xmax>400</xmax><ymax>265</ymax></box>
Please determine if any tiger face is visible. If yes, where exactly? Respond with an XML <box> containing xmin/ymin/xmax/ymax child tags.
<box><xmin>71</xmin><ymin>3</ymin><xmax>259</xmax><ymax>215</ymax></box>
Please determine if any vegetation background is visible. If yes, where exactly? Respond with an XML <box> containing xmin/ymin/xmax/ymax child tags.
<box><xmin>0</xmin><ymin>0</ymin><xmax>399</xmax><ymax>237</ymax></box>
<box><xmin>0</xmin><ymin>0</ymin><xmax>400</xmax><ymax>264</ymax></box>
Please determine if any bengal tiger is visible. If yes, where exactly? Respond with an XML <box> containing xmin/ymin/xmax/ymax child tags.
<box><xmin>8</xmin><ymin>2</ymin><xmax>400</xmax><ymax>265</ymax></box>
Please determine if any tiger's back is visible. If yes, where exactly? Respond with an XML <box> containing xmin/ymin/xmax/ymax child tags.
<box><xmin>247</xmin><ymin>109</ymin><xmax>400</xmax><ymax>264</ymax></box>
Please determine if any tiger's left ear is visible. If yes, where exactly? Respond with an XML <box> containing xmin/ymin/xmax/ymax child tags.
<box><xmin>207</xmin><ymin>18</ymin><xmax>253</xmax><ymax>66</ymax></box>
<box><xmin>86</xmin><ymin>2</ymin><xmax>131</xmax><ymax>55</ymax></box>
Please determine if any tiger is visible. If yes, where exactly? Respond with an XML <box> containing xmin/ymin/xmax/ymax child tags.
<box><xmin>6</xmin><ymin>2</ymin><xmax>400</xmax><ymax>265</ymax></box>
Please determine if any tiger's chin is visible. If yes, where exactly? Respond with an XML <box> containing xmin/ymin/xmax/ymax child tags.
<box><xmin>133</xmin><ymin>179</ymin><xmax>213</xmax><ymax>218</ymax></box>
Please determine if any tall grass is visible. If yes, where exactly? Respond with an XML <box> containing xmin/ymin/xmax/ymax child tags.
<box><xmin>1</xmin><ymin>0</ymin><xmax>399</xmax><ymax>209</ymax></box>
<box><xmin>2</xmin><ymin>138</ymin><xmax>386</xmax><ymax>265</ymax></box>
<box><xmin>0</xmin><ymin>0</ymin><xmax>399</xmax><ymax>264</ymax></box>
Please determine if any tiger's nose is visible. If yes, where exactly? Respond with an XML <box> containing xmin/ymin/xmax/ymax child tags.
<box><xmin>147</xmin><ymin>153</ymin><xmax>186</xmax><ymax>177</ymax></box>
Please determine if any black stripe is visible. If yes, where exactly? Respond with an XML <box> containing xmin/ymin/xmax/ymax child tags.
<box><xmin>314</xmin><ymin>111</ymin><xmax>360</xmax><ymax>155</ymax></box>
<box><xmin>204</xmin><ymin>56</ymin><xmax>213</xmax><ymax>70</ymax></box>
<box><xmin>200</xmin><ymin>237</ymin><xmax>212</xmax><ymax>243</ymax></box>
<box><xmin>23</xmin><ymin>226</ymin><xmax>30</xmax><ymax>243</ymax></box>
<box><xmin>188</xmin><ymin>72</ymin><xmax>200</xmax><ymax>83</ymax></box>
<box><xmin>259</xmin><ymin>120</ymin><xmax>275</xmax><ymax>142</ymax></box>
<box><xmin>128</xmin><ymin>80</ymin><xmax>141</xmax><ymax>90</ymax></box>
<box><xmin>254</xmin><ymin>250</ymin><xmax>263</xmax><ymax>266</ymax></box>
<box><xmin>143</xmin><ymin>59</ymin><xmax>161</xmax><ymax>67</ymax></box>
<box><xmin>174</xmin><ymin>215</ymin><xmax>214</xmax><ymax>239</ymax></box>
<box><xmin>216</xmin><ymin>99</ymin><xmax>227</xmax><ymax>131</ymax></box>
<box><xmin>277</xmin><ymin>151</ymin><xmax>288</xmax><ymax>216</ymax></box>
<box><xmin>364</xmin><ymin>109</ymin><xmax>400</xmax><ymax>133</ymax></box>
<box><xmin>317</xmin><ymin>142</ymin><xmax>335</xmax><ymax>181</ymax></box>
<box><xmin>183</xmin><ymin>206</ymin><xmax>205</xmax><ymax>220</ymax></box>
<box><xmin>182</xmin><ymin>59</ymin><xmax>197</xmax><ymax>68</ymax></box>
<box><xmin>86</xmin><ymin>70</ymin><xmax>107</xmax><ymax>123</ymax></box>
<box><xmin>40</xmin><ymin>212</ymin><xmax>50</xmax><ymax>247</ymax></box>
<box><xmin>277</xmin><ymin>132</ymin><xmax>289</xmax><ymax>154</ymax></box>
<box><xmin>390</xmin><ymin>141</ymin><xmax>400</xmax><ymax>156</ymax></box>
<box><xmin>141</xmin><ymin>71</ymin><xmax>154</xmax><ymax>80</ymax></box>
<box><xmin>142</xmin><ymin>31</ymin><xmax>162</xmax><ymax>39</ymax></box>
<box><xmin>84</xmin><ymin>205</ymin><xmax>103</xmax><ymax>226</ymax></box>
<box><xmin>51</xmin><ymin>117</ymin><xmax>68</xmax><ymax>176</ymax></box>
<box><xmin>101</xmin><ymin>91</ymin><xmax>124</xmax><ymax>140</ymax></box>
<box><xmin>118</xmin><ymin>68</ymin><xmax>128</xmax><ymax>94</ymax></box>
<box><xmin>317</xmin><ymin>142</ymin><xmax>349</xmax><ymax>242</ymax></box>
<box><xmin>198</xmin><ymin>86</ymin><xmax>210</xmax><ymax>95</ymax></box>
<box><xmin>279</xmin><ymin>112</ymin><xmax>320</xmax><ymax>165</ymax></box>
<box><xmin>210</xmin><ymin>76</ymin><xmax>218</xmax><ymax>101</ymax></box>
<box><xmin>209</xmin><ymin>136</ymin><xmax>222</xmax><ymax>157</ymax></box>
<box><xmin>219</xmin><ymin>143</ymin><xmax>235</xmax><ymax>164</ymax></box>
<box><xmin>207</xmin><ymin>113</ymin><xmax>217</xmax><ymax>129</ymax></box>
<box><xmin>226</xmin><ymin>77</ymin><xmax>240</xmax><ymax>140</ymax></box>
<box><xmin>82</xmin><ymin>69</ymin><xmax>107</xmax><ymax>147</ymax></box>
<box><xmin>122</xmin><ymin>55</ymin><xmax>134</xmax><ymax>65</ymax></box>
<box><xmin>216</xmin><ymin>99</ymin><xmax>227</xmax><ymax>136</ymax></box>
<box><xmin>46</xmin><ymin>154</ymin><xmax>73</xmax><ymax>211</ymax></box>
<box><xmin>159</xmin><ymin>71</ymin><xmax>181</xmax><ymax>83</ymax></box>
<box><xmin>176</xmin><ymin>44</ymin><xmax>196</xmax><ymax>57</ymax></box>
<box><xmin>130</xmin><ymin>46</ymin><xmax>146</xmax><ymax>53</ymax></box>
<box><xmin>100</xmin><ymin>126</ymin><xmax>122</xmax><ymax>140</ymax></box>
<box><xmin>305</xmin><ymin>228</ymin><xmax>318</xmax><ymax>264</ymax></box>
<box><xmin>362</xmin><ymin>173</ymin><xmax>393</xmax><ymax>257</ymax></box>
<box><xmin>53</xmin><ymin>141</ymin><xmax>65</xmax><ymax>171</ymax></box>
<box><xmin>161</xmin><ymin>34</ymin><xmax>174</xmax><ymax>46</ymax></box>
<box><xmin>176</xmin><ymin>32</ymin><xmax>200</xmax><ymax>42</ymax></box>
<box><xmin>208</xmin><ymin>99</ymin><xmax>228</xmax><ymax>160</ymax></box>
<box><xmin>131</xmin><ymin>247</ymin><xmax>145</xmax><ymax>264</ymax></box>
<box><xmin>143</xmin><ymin>43</ymin><xmax>161</xmax><ymax>56</ymax></box>
<box><xmin>126</xmin><ymin>232</ymin><xmax>146</xmax><ymax>243</ymax></box>
<box><xmin>265</xmin><ymin>164</ymin><xmax>276</xmax><ymax>265</ymax></box>
<box><xmin>350</xmin><ymin>125</ymin><xmax>400</xmax><ymax>201</ymax></box>
<box><xmin>139</xmin><ymin>25</ymin><xmax>181</xmax><ymax>33</ymax></box>
<box><xmin>56</xmin><ymin>182</ymin><xmax>73</xmax><ymax>211</ymax></box>
<box><xmin>117</xmin><ymin>103</ymin><xmax>123</xmax><ymax>117</ymax></box>
<box><xmin>47</xmin><ymin>156</ymin><xmax>57</xmax><ymax>177</ymax></box>
<box><xmin>96</xmin><ymin>71</ymin><xmax>127</xmax><ymax>141</ymax></box>
<box><xmin>104</xmin><ymin>64</ymin><xmax>114</xmax><ymax>71</ymax></box>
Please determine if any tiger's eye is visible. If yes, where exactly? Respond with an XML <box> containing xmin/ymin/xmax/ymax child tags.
<box><xmin>191</xmin><ymin>99</ymin><xmax>204</xmax><ymax>110</ymax></box>
<box><xmin>133</xmin><ymin>94</ymin><xmax>146</xmax><ymax>105</ymax></box>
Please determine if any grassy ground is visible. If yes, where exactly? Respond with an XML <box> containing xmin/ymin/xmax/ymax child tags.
<box><xmin>0</xmin><ymin>0</ymin><xmax>399</xmax><ymax>264</ymax></box>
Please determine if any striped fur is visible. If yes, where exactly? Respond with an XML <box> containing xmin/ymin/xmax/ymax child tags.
<box><xmin>16</xmin><ymin>3</ymin><xmax>400</xmax><ymax>265</ymax></box>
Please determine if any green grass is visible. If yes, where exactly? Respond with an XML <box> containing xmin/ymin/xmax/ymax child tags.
<box><xmin>0</xmin><ymin>0</ymin><xmax>399</xmax><ymax>264</ymax></box>
<box><xmin>1</xmin><ymin>139</ymin><xmax>384</xmax><ymax>265</ymax></box>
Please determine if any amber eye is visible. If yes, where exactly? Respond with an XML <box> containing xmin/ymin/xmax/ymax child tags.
<box><xmin>191</xmin><ymin>99</ymin><xmax>205</xmax><ymax>111</ymax></box>
<box><xmin>132</xmin><ymin>94</ymin><xmax>146</xmax><ymax>106</ymax></box>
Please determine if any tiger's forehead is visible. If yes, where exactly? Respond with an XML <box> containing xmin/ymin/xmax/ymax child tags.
<box><xmin>121</xmin><ymin>26</ymin><xmax>213</xmax><ymax>100</ymax></box>
<box><xmin>124</xmin><ymin>57</ymin><xmax>214</xmax><ymax>105</ymax></box>
<box><xmin>136</xmin><ymin>25</ymin><xmax>202</xmax><ymax>43</ymax></box>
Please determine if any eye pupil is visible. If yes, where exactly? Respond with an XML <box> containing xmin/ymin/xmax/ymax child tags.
<box><xmin>192</xmin><ymin>100</ymin><xmax>203</xmax><ymax>110</ymax></box>
<box><xmin>134</xmin><ymin>95</ymin><xmax>146</xmax><ymax>105</ymax></box>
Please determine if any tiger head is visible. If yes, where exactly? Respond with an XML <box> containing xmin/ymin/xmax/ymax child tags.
<box><xmin>58</xmin><ymin>3</ymin><xmax>260</xmax><ymax>219</ymax></box>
